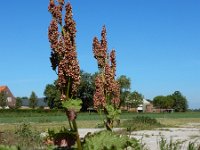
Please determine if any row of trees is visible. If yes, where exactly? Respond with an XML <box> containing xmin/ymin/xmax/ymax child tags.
<box><xmin>14</xmin><ymin>92</ymin><xmax>38</xmax><ymax>109</ymax></box>
<box><xmin>44</xmin><ymin>71</ymin><xmax>95</xmax><ymax>110</ymax></box>
<box><xmin>1</xmin><ymin>81</ymin><xmax>188</xmax><ymax>112</ymax></box>
<box><xmin>153</xmin><ymin>91</ymin><xmax>188</xmax><ymax>112</ymax></box>
<box><xmin>44</xmin><ymin>71</ymin><xmax>188</xmax><ymax>112</ymax></box>
<box><xmin>44</xmin><ymin>71</ymin><xmax>144</xmax><ymax>110</ymax></box>
<box><xmin>44</xmin><ymin>71</ymin><xmax>96</xmax><ymax>110</ymax></box>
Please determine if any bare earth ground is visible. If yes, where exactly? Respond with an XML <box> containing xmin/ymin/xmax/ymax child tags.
<box><xmin>78</xmin><ymin>123</ymin><xmax>200</xmax><ymax>150</ymax></box>
<box><xmin>131</xmin><ymin>127</ymin><xmax>200</xmax><ymax>150</ymax></box>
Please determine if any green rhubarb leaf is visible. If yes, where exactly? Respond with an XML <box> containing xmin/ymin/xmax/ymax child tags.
<box><xmin>62</xmin><ymin>99</ymin><xmax>82</xmax><ymax>112</ymax></box>
<box><xmin>105</xmin><ymin>105</ymin><xmax>121</xmax><ymax>120</ymax></box>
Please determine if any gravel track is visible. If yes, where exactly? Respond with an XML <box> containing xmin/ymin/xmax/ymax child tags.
<box><xmin>78</xmin><ymin>123</ymin><xmax>200</xmax><ymax>150</ymax></box>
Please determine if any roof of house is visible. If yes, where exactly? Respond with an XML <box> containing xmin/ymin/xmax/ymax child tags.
<box><xmin>0</xmin><ymin>86</ymin><xmax>7</xmax><ymax>92</ymax></box>
<box><xmin>143</xmin><ymin>99</ymin><xmax>151</xmax><ymax>104</ymax></box>
<box><xmin>0</xmin><ymin>86</ymin><xmax>15</xmax><ymax>98</ymax></box>
<box><xmin>21</xmin><ymin>98</ymin><xmax>48</xmax><ymax>107</ymax></box>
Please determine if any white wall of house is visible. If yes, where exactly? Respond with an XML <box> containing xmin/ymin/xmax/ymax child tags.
<box><xmin>137</xmin><ymin>99</ymin><xmax>151</xmax><ymax>112</ymax></box>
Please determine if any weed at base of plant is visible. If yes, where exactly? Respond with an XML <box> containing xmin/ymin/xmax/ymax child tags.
<box><xmin>47</xmin><ymin>127</ymin><xmax>77</xmax><ymax>149</ymax></box>
<box><xmin>187</xmin><ymin>141</ymin><xmax>200</xmax><ymax>150</ymax></box>
<box><xmin>157</xmin><ymin>133</ymin><xmax>200</xmax><ymax>150</ymax></box>
<box><xmin>14</xmin><ymin>122</ymin><xmax>44</xmax><ymax>149</ymax></box>
<box><xmin>159</xmin><ymin>136</ymin><xmax>182</xmax><ymax>150</ymax></box>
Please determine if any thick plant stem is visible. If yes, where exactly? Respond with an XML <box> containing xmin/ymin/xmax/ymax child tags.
<box><xmin>66</xmin><ymin>110</ymin><xmax>82</xmax><ymax>149</ymax></box>
<box><xmin>98</xmin><ymin>108</ymin><xmax>104</xmax><ymax>125</ymax></box>
<box><xmin>66</xmin><ymin>112</ymin><xmax>73</xmax><ymax>130</ymax></box>
<box><xmin>105</xmin><ymin>118</ymin><xmax>113</xmax><ymax>131</ymax></box>
<box><xmin>66</xmin><ymin>77</ymin><xmax>71</xmax><ymax>99</ymax></box>
<box><xmin>72</xmin><ymin>119</ymin><xmax>82</xmax><ymax>150</ymax></box>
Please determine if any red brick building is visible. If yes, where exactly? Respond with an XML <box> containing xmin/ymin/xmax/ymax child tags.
<box><xmin>0</xmin><ymin>86</ymin><xmax>16</xmax><ymax>108</ymax></box>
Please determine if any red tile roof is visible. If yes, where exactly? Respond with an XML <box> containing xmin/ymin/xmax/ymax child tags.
<box><xmin>0</xmin><ymin>86</ymin><xmax>7</xmax><ymax>92</ymax></box>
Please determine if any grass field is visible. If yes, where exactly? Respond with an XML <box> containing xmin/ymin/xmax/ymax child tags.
<box><xmin>1</xmin><ymin>109</ymin><xmax>200</xmax><ymax>123</ymax></box>
<box><xmin>0</xmin><ymin>109</ymin><xmax>200</xmax><ymax>132</ymax></box>
<box><xmin>0</xmin><ymin>110</ymin><xmax>200</xmax><ymax>149</ymax></box>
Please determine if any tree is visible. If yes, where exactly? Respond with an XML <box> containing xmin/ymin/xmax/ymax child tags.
<box><xmin>153</xmin><ymin>95</ymin><xmax>165</xmax><ymax>109</ymax></box>
<box><xmin>15</xmin><ymin>97</ymin><xmax>22</xmax><ymax>109</ymax></box>
<box><xmin>0</xmin><ymin>91</ymin><xmax>7</xmax><ymax>108</ymax></box>
<box><xmin>44</xmin><ymin>81</ymin><xmax>61</xmax><ymax>109</ymax></box>
<box><xmin>153</xmin><ymin>95</ymin><xmax>175</xmax><ymax>109</ymax></box>
<box><xmin>29</xmin><ymin>91</ymin><xmax>38</xmax><ymax>109</ymax></box>
<box><xmin>77</xmin><ymin>71</ymin><xmax>96</xmax><ymax>111</ymax></box>
<box><xmin>164</xmin><ymin>95</ymin><xmax>174</xmax><ymax>109</ymax></box>
<box><xmin>117</xmin><ymin>75</ymin><xmax>131</xmax><ymax>92</ymax></box>
<box><xmin>117</xmin><ymin>75</ymin><xmax>131</xmax><ymax>106</ymax></box>
<box><xmin>44</xmin><ymin>71</ymin><xmax>96</xmax><ymax>110</ymax></box>
<box><xmin>153</xmin><ymin>91</ymin><xmax>188</xmax><ymax>112</ymax></box>
<box><xmin>128</xmin><ymin>91</ymin><xmax>144</xmax><ymax>108</ymax></box>
<box><xmin>171</xmin><ymin>91</ymin><xmax>188</xmax><ymax>112</ymax></box>
<box><xmin>125</xmin><ymin>91</ymin><xmax>144</xmax><ymax>108</ymax></box>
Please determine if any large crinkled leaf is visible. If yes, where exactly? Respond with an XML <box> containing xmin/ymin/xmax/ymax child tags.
<box><xmin>105</xmin><ymin>105</ymin><xmax>121</xmax><ymax>120</ymax></box>
<box><xmin>83</xmin><ymin>130</ymin><xmax>140</xmax><ymax>150</ymax></box>
<box><xmin>62</xmin><ymin>99</ymin><xmax>82</xmax><ymax>112</ymax></box>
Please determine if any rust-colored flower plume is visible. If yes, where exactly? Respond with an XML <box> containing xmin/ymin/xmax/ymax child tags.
<box><xmin>48</xmin><ymin>0</ymin><xmax>63</xmax><ymax>25</ymax></box>
<box><xmin>93</xmin><ymin>26</ymin><xmax>120</xmax><ymax>108</ymax></box>
<box><xmin>93</xmin><ymin>26</ymin><xmax>107</xmax><ymax>69</ymax></box>
<box><xmin>48</xmin><ymin>0</ymin><xmax>80</xmax><ymax>99</ymax></box>
<box><xmin>110</xmin><ymin>50</ymin><xmax>116</xmax><ymax>76</ymax></box>
<box><xmin>93</xmin><ymin>75</ymin><xmax>106</xmax><ymax>108</ymax></box>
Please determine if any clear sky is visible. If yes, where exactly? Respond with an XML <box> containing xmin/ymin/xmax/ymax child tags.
<box><xmin>0</xmin><ymin>0</ymin><xmax>200</xmax><ymax>108</ymax></box>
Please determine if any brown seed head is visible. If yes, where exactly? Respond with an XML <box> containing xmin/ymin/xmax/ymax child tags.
<box><xmin>93</xmin><ymin>75</ymin><xmax>106</xmax><ymax>108</ymax></box>
<box><xmin>110</xmin><ymin>49</ymin><xmax>116</xmax><ymax>76</ymax></box>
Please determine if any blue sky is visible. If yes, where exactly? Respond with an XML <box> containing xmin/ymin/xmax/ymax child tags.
<box><xmin>0</xmin><ymin>0</ymin><xmax>200</xmax><ymax>108</ymax></box>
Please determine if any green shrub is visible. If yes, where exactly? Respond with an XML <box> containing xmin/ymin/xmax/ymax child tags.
<box><xmin>123</xmin><ymin>116</ymin><xmax>163</xmax><ymax>131</ymax></box>
<box><xmin>133</xmin><ymin>116</ymin><xmax>159</xmax><ymax>124</ymax></box>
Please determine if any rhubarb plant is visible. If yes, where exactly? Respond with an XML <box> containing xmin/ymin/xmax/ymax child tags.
<box><xmin>93</xmin><ymin>26</ymin><xmax>121</xmax><ymax>131</ymax></box>
<box><xmin>48</xmin><ymin>0</ymin><xmax>82</xmax><ymax>149</ymax></box>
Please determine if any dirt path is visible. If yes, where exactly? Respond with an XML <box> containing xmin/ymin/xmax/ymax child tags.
<box><xmin>131</xmin><ymin>127</ymin><xmax>200</xmax><ymax>150</ymax></box>
<box><xmin>78</xmin><ymin>123</ymin><xmax>200</xmax><ymax>150</ymax></box>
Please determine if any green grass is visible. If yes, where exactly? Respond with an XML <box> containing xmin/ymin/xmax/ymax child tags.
<box><xmin>1</xmin><ymin>110</ymin><xmax>200</xmax><ymax>124</ymax></box>
<box><xmin>0</xmin><ymin>109</ymin><xmax>64</xmax><ymax>117</ymax></box>
<box><xmin>1</xmin><ymin>110</ymin><xmax>200</xmax><ymax>149</ymax></box>
<box><xmin>122</xmin><ymin>112</ymin><xmax>200</xmax><ymax>119</ymax></box>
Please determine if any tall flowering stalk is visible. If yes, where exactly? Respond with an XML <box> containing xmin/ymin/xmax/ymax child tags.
<box><xmin>48</xmin><ymin>0</ymin><xmax>82</xmax><ymax>149</ymax></box>
<box><xmin>93</xmin><ymin>26</ymin><xmax>121</xmax><ymax>131</ymax></box>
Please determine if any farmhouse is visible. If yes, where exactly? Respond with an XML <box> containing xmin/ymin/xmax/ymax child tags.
<box><xmin>0</xmin><ymin>85</ymin><xmax>16</xmax><ymax>108</ymax></box>
<box><xmin>137</xmin><ymin>99</ymin><xmax>153</xmax><ymax>113</ymax></box>
<box><xmin>122</xmin><ymin>99</ymin><xmax>154</xmax><ymax>113</ymax></box>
